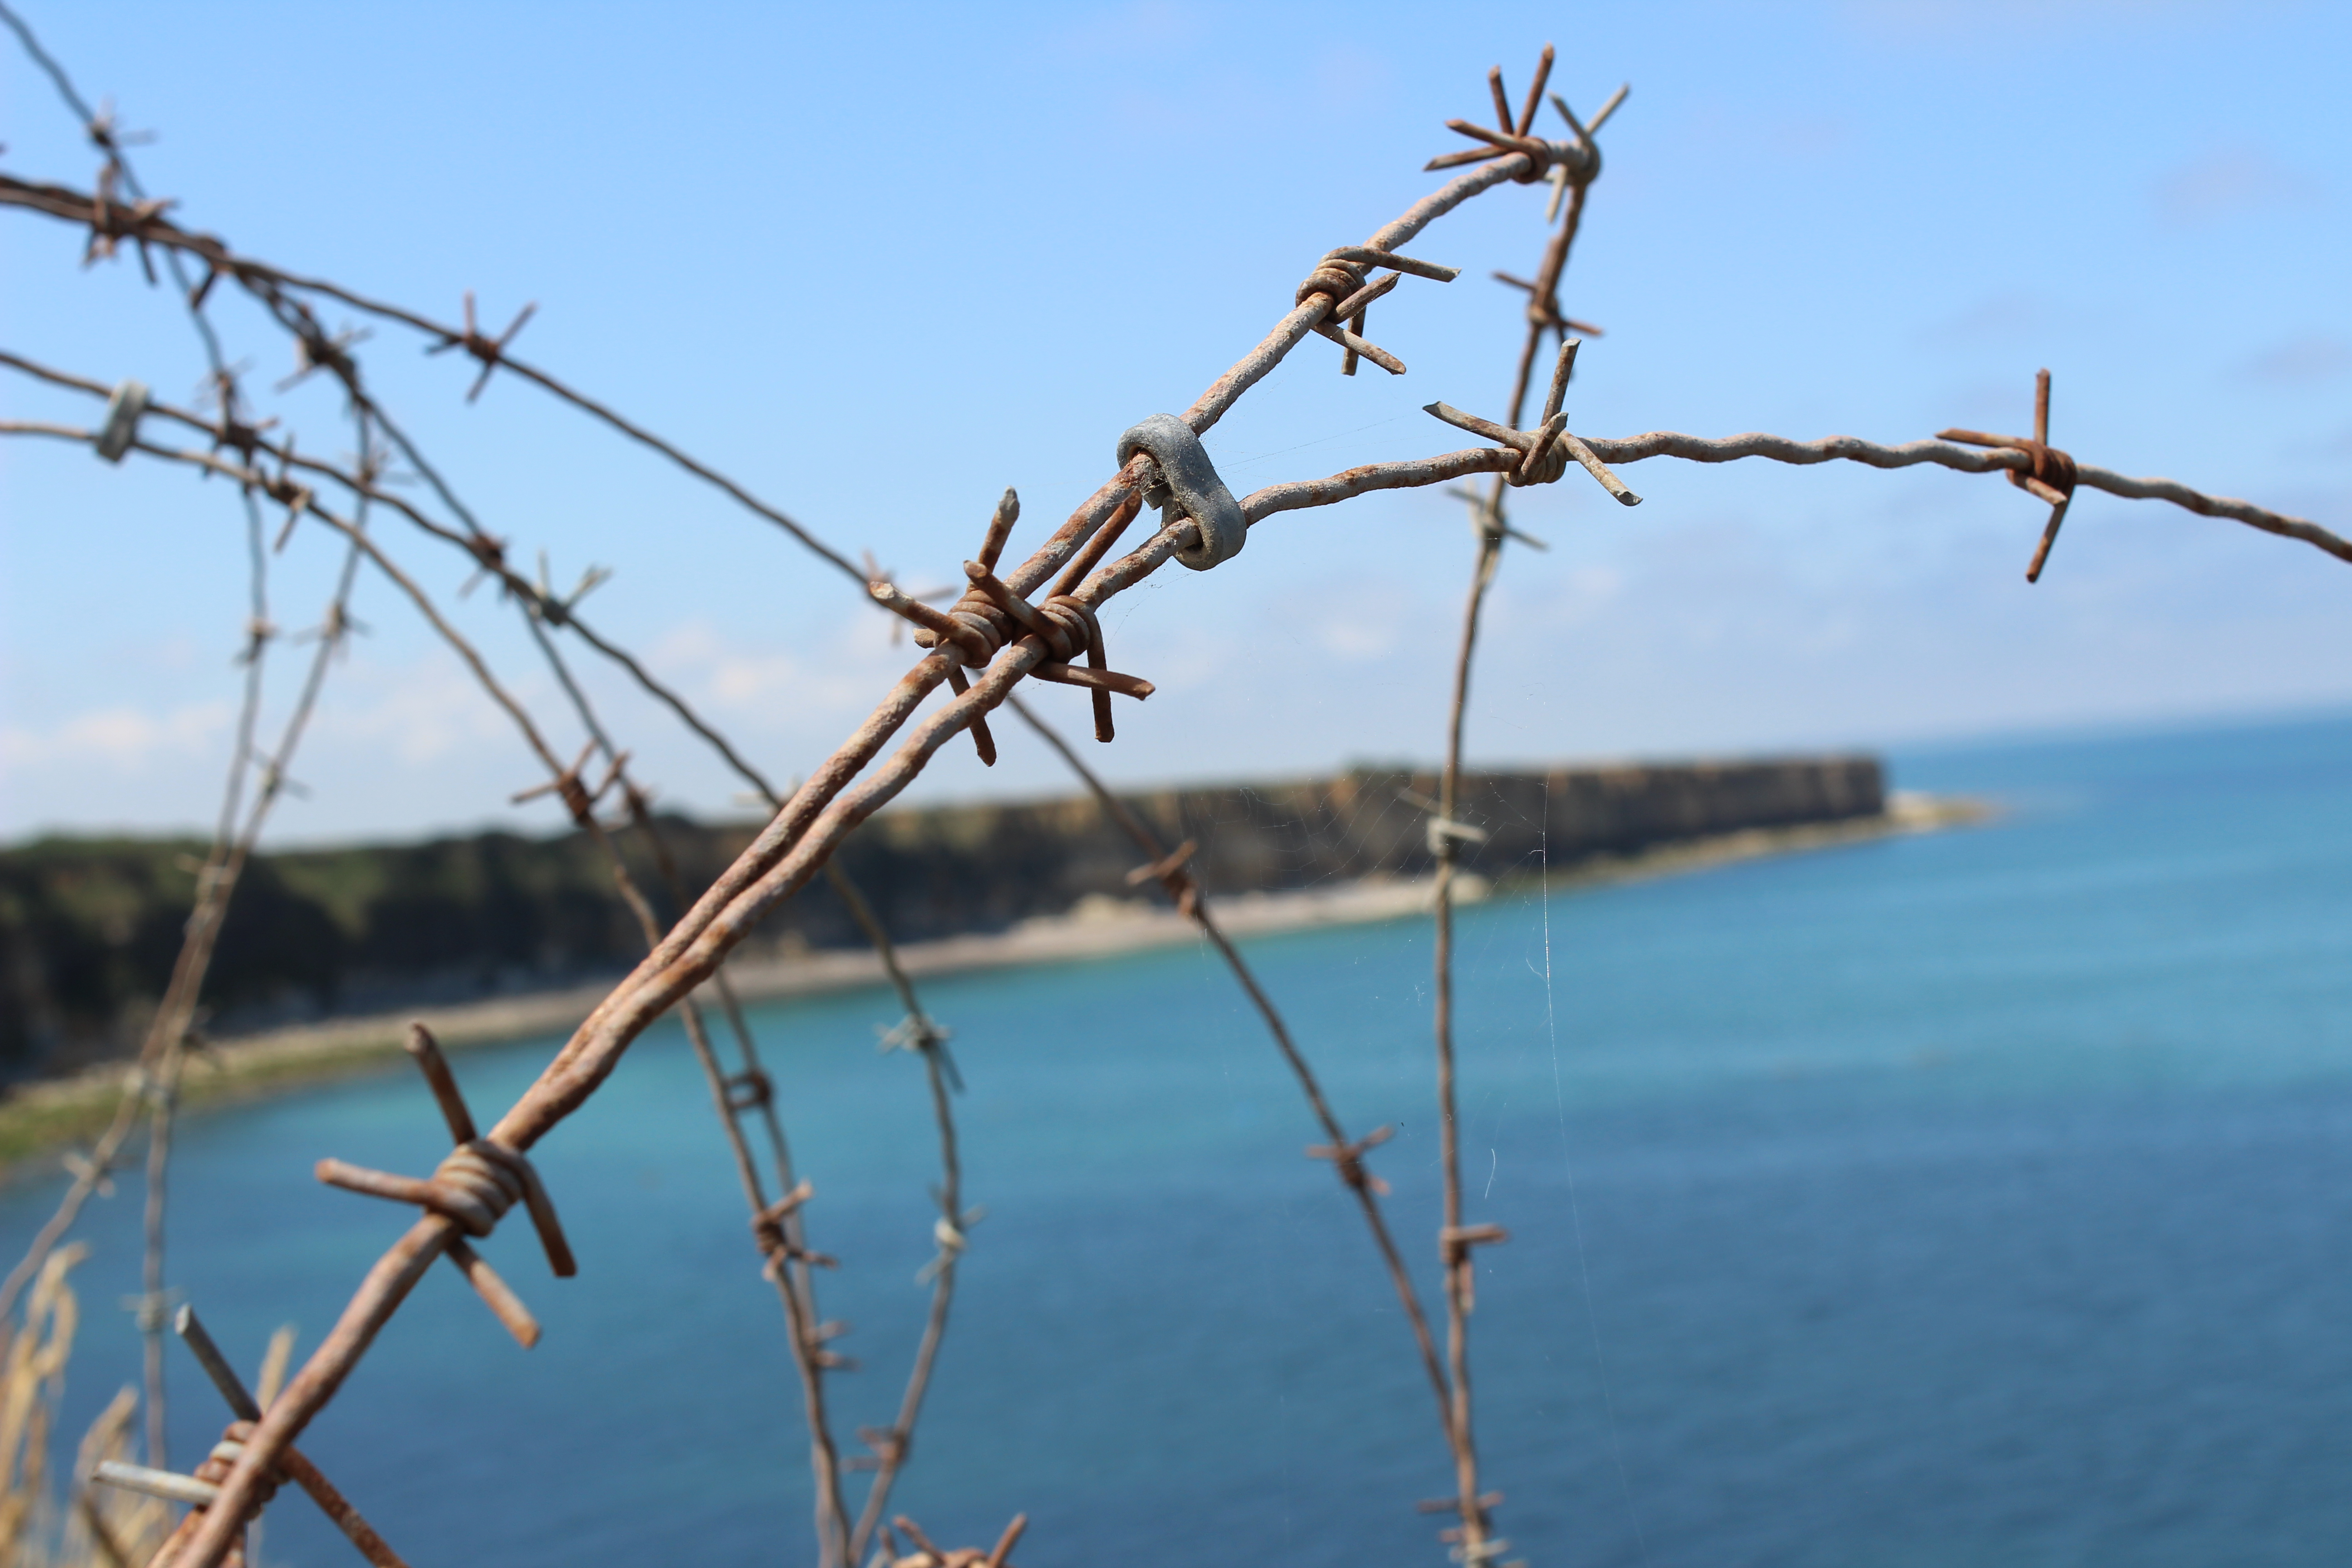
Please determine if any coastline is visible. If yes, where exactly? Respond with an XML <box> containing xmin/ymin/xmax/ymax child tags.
<box><xmin>0</xmin><ymin>793</ymin><xmax>1984</xmax><ymax>1173</ymax></box>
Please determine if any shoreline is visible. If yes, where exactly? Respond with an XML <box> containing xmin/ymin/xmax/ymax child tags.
<box><xmin>0</xmin><ymin>793</ymin><xmax>1984</xmax><ymax>1173</ymax></box>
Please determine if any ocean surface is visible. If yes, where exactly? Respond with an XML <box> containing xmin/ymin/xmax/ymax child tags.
<box><xmin>10</xmin><ymin>711</ymin><xmax>2352</xmax><ymax>1567</ymax></box>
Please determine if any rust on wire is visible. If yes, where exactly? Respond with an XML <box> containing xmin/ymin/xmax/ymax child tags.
<box><xmin>0</xmin><ymin>15</ymin><xmax>2345</xmax><ymax>1568</ymax></box>
<box><xmin>88</xmin><ymin>1305</ymin><xmax>412</xmax><ymax>1567</ymax></box>
<box><xmin>1939</xmin><ymin>368</ymin><xmax>2079</xmax><ymax>581</ymax></box>
<box><xmin>312</xmin><ymin>1023</ymin><xmax>575</xmax><ymax>1347</ymax></box>
<box><xmin>421</xmin><ymin>289</ymin><xmax>537</xmax><ymax>402</ymax></box>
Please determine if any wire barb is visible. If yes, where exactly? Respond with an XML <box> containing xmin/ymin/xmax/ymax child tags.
<box><xmin>1295</xmin><ymin>246</ymin><xmax>1458</xmax><ymax>376</ymax></box>
<box><xmin>1938</xmin><ymin>368</ymin><xmax>2078</xmax><ymax>582</ymax></box>
<box><xmin>87</xmin><ymin>1304</ymin><xmax>417</xmax><ymax>1566</ymax></box>
<box><xmin>312</xmin><ymin>1026</ymin><xmax>574</xmax><ymax>1347</ymax></box>
<box><xmin>422</xmin><ymin>289</ymin><xmax>538</xmax><ymax>402</ymax></box>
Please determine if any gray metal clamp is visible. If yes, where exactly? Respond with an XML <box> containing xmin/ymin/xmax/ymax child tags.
<box><xmin>1116</xmin><ymin>413</ymin><xmax>1246</xmax><ymax>572</ymax></box>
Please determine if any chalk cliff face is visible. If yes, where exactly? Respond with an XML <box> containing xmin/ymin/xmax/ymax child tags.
<box><xmin>0</xmin><ymin>758</ymin><xmax>1881</xmax><ymax>1060</ymax></box>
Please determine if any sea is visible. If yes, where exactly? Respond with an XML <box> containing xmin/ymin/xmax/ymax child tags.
<box><xmin>10</xmin><ymin>710</ymin><xmax>2352</xmax><ymax>1568</ymax></box>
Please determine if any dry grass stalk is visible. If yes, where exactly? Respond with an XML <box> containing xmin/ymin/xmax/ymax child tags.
<box><xmin>0</xmin><ymin>1247</ymin><xmax>173</xmax><ymax>1568</ymax></box>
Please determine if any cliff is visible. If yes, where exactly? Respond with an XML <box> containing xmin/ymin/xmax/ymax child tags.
<box><xmin>0</xmin><ymin>756</ymin><xmax>1881</xmax><ymax>1067</ymax></box>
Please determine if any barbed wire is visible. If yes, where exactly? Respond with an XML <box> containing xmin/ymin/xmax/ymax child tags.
<box><xmin>0</xmin><ymin>11</ymin><xmax>1548</xmax><ymax>1559</ymax></box>
<box><xmin>9</xmin><ymin>241</ymin><xmax>2340</xmax><ymax>1567</ymax></box>
<box><xmin>1422</xmin><ymin>46</ymin><xmax>1597</xmax><ymax>1561</ymax></box>
<box><xmin>0</xmin><ymin>0</ymin><xmax>296</xmax><ymax>1485</ymax></box>
<box><xmin>1</xmin><ymin>139</ymin><xmax>971</xmax><ymax>1558</ymax></box>
<box><xmin>88</xmin><ymin>126</ymin><xmax>1570</xmax><ymax>1568</ymax></box>
<box><xmin>0</xmin><ymin>402</ymin><xmax>961</xmax><ymax>1567</ymax></box>
<box><xmin>0</xmin><ymin>342</ymin><xmax>981</xmax><ymax>1559</ymax></box>
<box><xmin>0</xmin><ymin>416</ymin><xmax>367</xmax><ymax>1482</ymax></box>
<box><xmin>0</xmin><ymin>166</ymin><xmax>868</xmax><ymax>584</ymax></box>
<box><xmin>4</xmin><ymin>17</ymin><xmax>2347</xmax><ymax>1568</ymax></box>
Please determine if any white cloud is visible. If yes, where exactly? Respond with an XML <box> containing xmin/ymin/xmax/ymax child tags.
<box><xmin>0</xmin><ymin>700</ymin><xmax>230</xmax><ymax>771</ymax></box>
<box><xmin>325</xmin><ymin>659</ymin><xmax>516</xmax><ymax>766</ymax></box>
<box><xmin>1311</xmin><ymin>580</ymin><xmax>1413</xmax><ymax>661</ymax></box>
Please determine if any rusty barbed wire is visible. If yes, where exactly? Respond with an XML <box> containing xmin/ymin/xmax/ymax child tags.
<box><xmin>90</xmin><ymin>1304</ymin><xmax>410</xmax><ymax>1567</ymax></box>
<box><xmin>1414</xmin><ymin>48</ymin><xmax>1612</xmax><ymax>1563</ymax></box>
<box><xmin>106</xmin><ymin>126</ymin><xmax>1595</xmax><ymax>1568</ymax></box>
<box><xmin>0</xmin><ymin>392</ymin><xmax>985</xmax><ymax>1563</ymax></box>
<box><xmin>0</xmin><ymin>0</ymin><xmax>294</xmax><ymax>1488</ymax></box>
<box><xmin>0</xmin><ymin>339</ymin><xmax>980</xmax><ymax>1565</ymax></box>
<box><xmin>5</xmin><ymin>19</ymin><xmax>2350</xmax><ymax>1568</ymax></box>
<box><xmin>0</xmin><ymin>17</ymin><xmax>1585</xmax><ymax>1562</ymax></box>
<box><xmin>0</xmin><ymin>407</ymin><xmax>367</xmax><ymax>1458</ymax></box>
<box><xmin>10</xmin><ymin>226</ymin><xmax>2346</xmax><ymax>1568</ymax></box>
<box><xmin>0</xmin><ymin>164</ymin><xmax>870</xmax><ymax>584</ymax></box>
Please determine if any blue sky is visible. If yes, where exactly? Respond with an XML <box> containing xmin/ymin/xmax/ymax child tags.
<box><xmin>3</xmin><ymin>0</ymin><xmax>2348</xmax><ymax>844</ymax></box>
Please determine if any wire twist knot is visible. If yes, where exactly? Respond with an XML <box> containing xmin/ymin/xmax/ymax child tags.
<box><xmin>1423</xmin><ymin>340</ymin><xmax>1644</xmax><ymax>509</ymax></box>
<box><xmin>870</xmin><ymin>486</ymin><xmax>1157</xmax><ymax>755</ymax></box>
<box><xmin>724</xmin><ymin>1066</ymin><xmax>774</xmax><ymax>1111</ymax></box>
<box><xmin>196</xmin><ymin>1422</ymin><xmax>287</xmax><ymax>1513</ymax></box>
<box><xmin>510</xmin><ymin>741</ymin><xmax>626</xmax><ymax>828</ymax></box>
<box><xmin>424</xmin><ymin>290</ymin><xmax>537</xmax><ymax>402</ymax></box>
<box><xmin>1939</xmin><ymin>369</ymin><xmax>2080</xmax><ymax>582</ymax></box>
<box><xmin>1294</xmin><ymin>254</ymin><xmax>1369</xmax><ymax>311</ymax></box>
<box><xmin>91</xmin><ymin>1304</ymin><xmax>416</xmax><ymax>1565</ymax></box>
<box><xmin>920</xmin><ymin>591</ymin><xmax>1009</xmax><ymax>668</ymax></box>
<box><xmin>1292</xmin><ymin>247</ymin><xmax>1460</xmax><ymax>376</ymax></box>
<box><xmin>1124</xmin><ymin>837</ymin><xmax>1201</xmax><ymax>918</ymax></box>
<box><xmin>750</xmin><ymin>1181</ymin><xmax>838</xmax><ymax>1278</ymax></box>
<box><xmin>426</xmin><ymin>1139</ymin><xmax>534</xmax><ymax>1236</ymax></box>
<box><xmin>1306</xmin><ymin>1124</ymin><xmax>1395</xmax><ymax>1195</ymax></box>
<box><xmin>2007</xmin><ymin>438</ymin><xmax>2078</xmax><ymax>500</ymax></box>
<box><xmin>314</xmin><ymin>1025</ymin><xmax>574</xmax><ymax>1348</ymax></box>
<box><xmin>1030</xmin><ymin>592</ymin><xmax>1098</xmax><ymax>664</ymax></box>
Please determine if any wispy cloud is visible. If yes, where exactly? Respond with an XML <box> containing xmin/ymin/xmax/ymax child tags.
<box><xmin>1917</xmin><ymin>290</ymin><xmax>2057</xmax><ymax>347</ymax></box>
<box><xmin>0</xmin><ymin>701</ymin><xmax>229</xmax><ymax>772</ymax></box>
<box><xmin>2237</xmin><ymin>333</ymin><xmax>2352</xmax><ymax>385</ymax></box>
<box><xmin>649</xmin><ymin>615</ymin><xmax>906</xmax><ymax>718</ymax></box>
<box><xmin>2154</xmin><ymin>146</ymin><xmax>2321</xmax><ymax>227</ymax></box>
<box><xmin>324</xmin><ymin>663</ymin><xmax>516</xmax><ymax>767</ymax></box>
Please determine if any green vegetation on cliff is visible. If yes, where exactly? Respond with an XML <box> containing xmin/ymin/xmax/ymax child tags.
<box><xmin>0</xmin><ymin>757</ymin><xmax>1881</xmax><ymax>1068</ymax></box>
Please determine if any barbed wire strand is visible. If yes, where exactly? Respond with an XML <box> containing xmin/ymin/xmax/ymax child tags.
<box><xmin>0</xmin><ymin>1</ymin><xmax>294</xmax><ymax>1483</ymax></box>
<box><xmin>5</xmin><ymin>232</ymin><xmax>2337</xmax><ymax>1563</ymax></box>
<box><xmin>252</xmin><ymin>287</ymin><xmax>876</xmax><ymax>1558</ymax></box>
<box><xmin>0</xmin><ymin>416</ymin><xmax>368</xmax><ymax>1481</ymax></box>
<box><xmin>7</xmin><ymin>292</ymin><xmax>1479</xmax><ymax>1549</ymax></box>
<box><xmin>507</xmin><ymin>613</ymin><xmax>862</xmax><ymax>1562</ymax></box>
<box><xmin>5</xmin><ymin>26</ymin><xmax>2348</xmax><ymax>1565</ymax></box>
<box><xmin>0</xmin><ymin>412</ymin><xmax>980</xmax><ymax>1563</ymax></box>
<box><xmin>1430</xmin><ymin>48</ymin><xmax>1581</xmax><ymax>1561</ymax></box>
<box><xmin>20</xmin><ymin>84</ymin><xmax>2339</xmax><ymax>1564</ymax></box>
<box><xmin>211</xmin><ymin>268</ymin><xmax>970</xmax><ymax>1563</ymax></box>
<box><xmin>0</xmin><ymin>345</ymin><xmax>962</xmax><ymax>1562</ymax></box>
<box><xmin>122</xmin><ymin>136</ymin><xmax>1671</xmax><ymax>1568</ymax></box>
<box><xmin>0</xmin><ymin>163</ymin><xmax>866</xmax><ymax>585</ymax></box>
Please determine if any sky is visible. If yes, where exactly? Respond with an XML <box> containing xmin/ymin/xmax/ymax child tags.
<box><xmin>2</xmin><ymin>0</ymin><xmax>2349</xmax><ymax>846</ymax></box>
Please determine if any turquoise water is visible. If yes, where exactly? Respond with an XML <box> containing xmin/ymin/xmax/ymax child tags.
<box><xmin>12</xmin><ymin>712</ymin><xmax>2352</xmax><ymax>1566</ymax></box>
